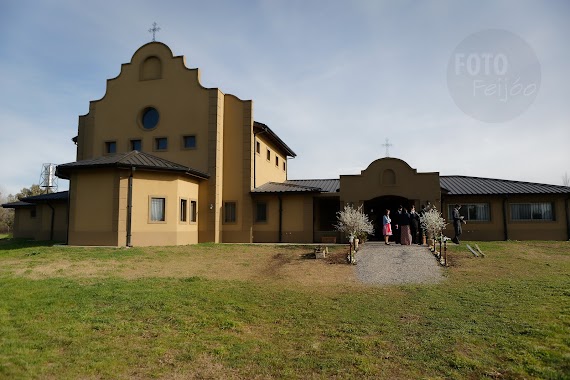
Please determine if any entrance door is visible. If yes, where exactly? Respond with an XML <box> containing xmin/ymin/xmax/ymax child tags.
<box><xmin>363</xmin><ymin>195</ymin><xmax>410</xmax><ymax>241</ymax></box>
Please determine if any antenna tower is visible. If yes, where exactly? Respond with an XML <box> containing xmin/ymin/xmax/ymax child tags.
<box><xmin>39</xmin><ymin>163</ymin><xmax>58</xmax><ymax>193</ymax></box>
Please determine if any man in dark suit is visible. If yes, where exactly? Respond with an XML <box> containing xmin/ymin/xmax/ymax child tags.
<box><xmin>394</xmin><ymin>205</ymin><xmax>403</xmax><ymax>244</ymax></box>
<box><xmin>410</xmin><ymin>205</ymin><xmax>420</xmax><ymax>244</ymax></box>
<box><xmin>452</xmin><ymin>204</ymin><xmax>465</xmax><ymax>244</ymax></box>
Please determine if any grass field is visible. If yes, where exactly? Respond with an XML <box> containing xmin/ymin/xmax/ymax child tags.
<box><xmin>0</xmin><ymin>239</ymin><xmax>568</xmax><ymax>379</ymax></box>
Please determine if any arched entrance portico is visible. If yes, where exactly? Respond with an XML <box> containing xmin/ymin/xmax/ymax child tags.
<box><xmin>364</xmin><ymin>195</ymin><xmax>410</xmax><ymax>241</ymax></box>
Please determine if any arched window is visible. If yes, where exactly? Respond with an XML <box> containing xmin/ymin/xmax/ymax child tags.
<box><xmin>382</xmin><ymin>169</ymin><xmax>396</xmax><ymax>185</ymax></box>
<box><xmin>140</xmin><ymin>56</ymin><xmax>162</xmax><ymax>80</ymax></box>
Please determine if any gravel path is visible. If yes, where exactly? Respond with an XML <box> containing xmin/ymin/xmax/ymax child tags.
<box><xmin>355</xmin><ymin>242</ymin><xmax>444</xmax><ymax>285</ymax></box>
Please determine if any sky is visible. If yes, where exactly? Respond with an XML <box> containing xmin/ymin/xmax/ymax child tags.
<box><xmin>1</xmin><ymin>0</ymin><xmax>569</xmax><ymax>196</ymax></box>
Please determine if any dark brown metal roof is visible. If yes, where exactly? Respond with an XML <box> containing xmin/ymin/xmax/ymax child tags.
<box><xmin>56</xmin><ymin>151</ymin><xmax>209</xmax><ymax>180</ymax></box>
<box><xmin>252</xmin><ymin>179</ymin><xmax>339</xmax><ymax>194</ymax></box>
<box><xmin>1</xmin><ymin>191</ymin><xmax>70</xmax><ymax>208</ymax></box>
<box><xmin>253</xmin><ymin>121</ymin><xmax>296</xmax><ymax>157</ymax></box>
<box><xmin>1</xmin><ymin>200</ymin><xmax>34</xmax><ymax>209</ymax></box>
<box><xmin>440</xmin><ymin>175</ymin><xmax>570</xmax><ymax>195</ymax></box>
<box><xmin>21</xmin><ymin>191</ymin><xmax>69</xmax><ymax>202</ymax></box>
<box><xmin>286</xmin><ymin>179</ymin><xmax>340</xmax><ymax>193</ymax></box>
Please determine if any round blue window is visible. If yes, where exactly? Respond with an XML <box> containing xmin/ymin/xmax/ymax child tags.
<box><xmin>142</xmin><ymin>107</ymin><xmax>159</xmax><ymax>129</ymax></box>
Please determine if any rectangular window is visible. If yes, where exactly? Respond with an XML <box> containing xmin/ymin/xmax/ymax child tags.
<box><xmin>30</xmin><ymin>208</ymin><xmax>37</xmax><ymax>218</ymax></box>
<box><xmin>283</xmin><ymin>161</ymin><xmax>286</xmax><ymax>171</ymax></box>
<box><xmin>511</xmin><ymin>203</ymin><xmax>553</xmax><ymax>221</ymax></box>
<box><xmin>150</xmin><ymin>197</ymin><xmax>166</xmax><ymax>222</ymax></box>
<box><xmin>256</xmin><ymin>141</ymin><xmax>260</xmax><ymax>154</ymax></box>
<box><xmin>255</xmin><ymin>202</ymin><xmax>267</xmax><ymax>223</ymax></box>
<box><xmin>448</xmin><ymin>204</ymin><xmax>490</xmax><ymax>221</ymax></box>
<box><xmin>275</xmin><ymin>156</ymin><xmax>279</xmax><ymax>166</ymax></box>
<box><xmin>105</xmin><ymin>141</ymin><xmax>117</xmax><ymax>154</ymax></box>
<box><xmin>224</xmin><ymin>202</ymin><xmax>237</xmax><ymax>223</ymax></box>
<box><xmin>180</xmin><ymin>199</ymin><xmax>188</xmax><ymax>222</ymax></box>
<box><xmin>190</xmin><ymin>200</ymin><xmax>197</xmax><ymax>222</ymax></box>
<box><xmin>183</xmin><ymin>135</ymin><xmax>196</xmax><ymax>149</ymax></box>
<box><xmin>130</xmin><ymin>139</ymin><xmax>142</xmax><ymax>151</ymax></box>
<box><xmin>266</xmin><ymin>149</ymin><xmax>271</xmax><ymax>161</ymax></box>
<box><xmin>155</xmin><ymin>137</ymin><xmax>167</xmax><ymax>151</ymax></box>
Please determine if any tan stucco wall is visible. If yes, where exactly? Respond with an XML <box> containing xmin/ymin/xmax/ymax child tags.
<box><xmin>340</xmin><ymin>158</ymin><xmax>441</xmax><ymax>208</ymax></box>
<box><xmin>252</xmin><ymin>194</ymin><xmax>314</xmax><ymax>243</ymax></box>
<box><xmin>68</xmin><ymin>168</ymin><xmax>202</xmax><ymax>247</ymax></box>
<box><xmin>12</xmin><ymin>207</ymin><xmax>38</xmax><ymax>239</ymax></box>
<box><xmin>77</xmin><ymin>42</ymin><xmax>211</xmax><ymax>175</ymax></box>
<box><xmin>68</xmin><ymin>170</ymin><xmax>119</xmax><ymax>246</ymax></box>
<box><xmin>130</xmin><ymin>171</ymin><xmax>200</xmax><ymax>246</ymax></box>
<box><xmin>443</xmin><ymin>194</ymin><xmax>570</xmax><ymax>241</ymax></box>
<box><xmin>254</xmin><ymin>134</ymin><xmax>287</xmax><ymax>187</ymax></box>
<box><xmin>221</xmin><ymin>95</ymin><xmax>254</xmax><ymax>243</ymax></box>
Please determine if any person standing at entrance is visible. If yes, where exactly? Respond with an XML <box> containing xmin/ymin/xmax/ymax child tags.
<box><xmin>394</xmin><ymin>205</ymin><xmax>403</xmax><ymax>244</ymax></box>
<box><xmin>410</xmin><ymin>205</ymin><xmax>420</xmax><ymax>244</ymax></box>
<box><xmin>382</xmin><ymin>209</ymin><xmax>392</xmax><ymax>245</ymax></box>
<box><xmin>400</xmin><ymin>208</ymin><xmax>412</xmax><ymax>245</ymax></box>
<box><xmin>452</xmin><ymin>204</ymin><xmax>465</xmax><ymax>244</ymax></box>
<box><xmin>418</xmin><ymin>204</ymin><xmax>427</xmax><ymax>245</ymax></box>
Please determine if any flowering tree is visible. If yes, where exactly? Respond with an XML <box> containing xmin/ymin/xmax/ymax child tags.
<box><xmin>334</xmin><ymin>204</ymin><xmax>374</xmax><ymax>241</ymax></box>
<box><xmin>420</xmin><ymin>207</ymin><xmax>447</xmax><ymax>242</ymax></box>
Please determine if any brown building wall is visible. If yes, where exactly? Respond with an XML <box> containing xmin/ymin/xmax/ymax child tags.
<box><xmin>254</xmin><ymin>134</ymin><xmax>287</xmax><ymax>187</ymax></box>
<box><xmin>221</xmin><ymin>95</ymin><xmax>254</xmax><ymax>243</ymax></box>
<box><xmin>442</xmin><ymin>194</ymin><xmax>570</xmax><ymax>241</ymax></box>
<box><xmin>77</xmin><ymin>43</ymin><xmax>212</xmax><ymax>174</ymax></box>
<box><xmin>252</xmin><ymin>193</ymin><xmax>314</xmax><ymax>243</ymax></box>
<box><xmin>68</xmin><ymin>170</ymin><xmax>119</xmax><ymax>246</ymax></box>
<box><xmin>130</xmin><ymin>171</ymin><xmax>201</xmax><ymax>246</ymax></box>
<box><xmin>12</xmin><ymin>207</ymin><xmax>38</xmax><ymax>239</ymax></box>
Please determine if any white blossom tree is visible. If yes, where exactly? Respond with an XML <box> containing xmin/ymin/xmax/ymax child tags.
<box><xmin>334</xmin><ymin>204</ymin><xmax>374</xmax><ymax>241</ymax></box>
<box><xmin>419</xmin><ymin>207</ymin><xmax>447</xmax><ymax>243</ymax></box>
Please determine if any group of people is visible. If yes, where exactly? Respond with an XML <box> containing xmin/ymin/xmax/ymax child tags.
<box><xmin>382</xmin><ymin>203</ymin><xmax>466</xmax><ymax>245</ymax></box>
<box><xmin>382</xmin><ymin>205</ymin><xmax>424</xmax><ymax>245</ymax></box>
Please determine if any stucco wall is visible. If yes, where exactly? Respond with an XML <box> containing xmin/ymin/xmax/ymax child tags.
<box><xmin>442</xmin><ymin>194</ymin><xmax>570</xmax><ymax>241</ymax></box>
<box><xmin>252</xmin><ymin>194</ymin><xmax>314</xmax><ymax>243</ymax></box>
<box><xmin>254</xmin><ymin>134</ymin><xmax>287</xmax><ymax>187</ymax></box>
<box><xmin>340</xmin><ymin>158</ymin><xmax>441</xmax><ymax>208</ymax></box>
<box><xmin>68</xmin><ymin>170</ymin><xmax>119</xmax><ymax>246</ymax></box>
<box><xmin>221</xmin><ymin>95</ymin><xmax>254</xmax><ymax>243</ymax></box>
<box><xmin>12</xmin><ymin>207</ymin><xmax>38</xmax><ymax>239</ymax></box>
<box><xmin>77</xmin><ymin>42</ymin><xmax>211</xmax><ymax>174</ymax></box>
<box><xmin>130</xmin><ymin>171</ymin><xmax>200</xmax><ymax>246</ymax></box>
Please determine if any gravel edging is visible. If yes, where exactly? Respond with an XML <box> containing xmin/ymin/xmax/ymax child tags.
<box><xmin>354</xmin><ymin>242</ymin><xmax>444</xmax><ymax>285</ymax></box>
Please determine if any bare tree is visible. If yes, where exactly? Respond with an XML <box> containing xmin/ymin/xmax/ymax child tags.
<box><xmin>563</xmin><ymin>172</ymin><xmax>570</xmax><ymax>187</ymax></box>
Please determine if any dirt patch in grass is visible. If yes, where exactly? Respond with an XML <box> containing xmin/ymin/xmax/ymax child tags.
<box><xmin>5</xmin><ymin>244</ymin><xmax>358</xmax><ymax>289</ymax></box>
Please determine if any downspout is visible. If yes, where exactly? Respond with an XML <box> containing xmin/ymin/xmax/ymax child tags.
<box><xmin>47</xmin><ymin>202</ymin><xmax>55</xmax><ymax>241</ymax></box>
<box><xmin>126</xmin><ymin>167</ymin><xmax>135</xmax><ymax>247</ymax></box>
<box><xmin>502</xmin><ymin>195</ymin><xmax>509</xmax><ymax>241</ymax></box>
<box><xmin>278</xmin><ymin>194</ymin><xmax>283</xmax><ymax>243</ymax></box>
<box><xmin>65</xmin><ymin>186</ymin><xmax>71</xmax><ymax>245</ymax></box>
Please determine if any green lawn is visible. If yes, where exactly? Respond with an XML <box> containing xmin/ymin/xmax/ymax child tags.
<box><xmin>0</xmin><ymin>240</ymin><xmax>568</xmax><ymax>379</ymax></box>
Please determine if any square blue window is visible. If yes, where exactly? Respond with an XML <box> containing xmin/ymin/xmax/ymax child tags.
<box><xmin>155</xmin><ymin>137</ymin><xmax>167</xmax><ymax>150</ymax></box>
<box><xmin>106</xmin><ymin>141</ymin><xmax>116</xmax><ymax>154</ymax></box>
<box><xmin>183</xmin><ymin>135</ymin><xmax>196</xmax><ymax>149</ymax></box>
<box><xmin>130</xmin><ymin>139</ymin><xmax>142</xmax><ymax>151</ymax></box>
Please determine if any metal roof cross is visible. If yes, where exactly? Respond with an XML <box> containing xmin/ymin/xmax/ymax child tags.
<box><xmin>382</xmin><ymin>138</ymin><xmax>393</xmax><ymax>157</ymax></box>
<box><xmin>148</xmin><ymin>22</ymin><xmax>161</xmax><ymax>42</ymax></box>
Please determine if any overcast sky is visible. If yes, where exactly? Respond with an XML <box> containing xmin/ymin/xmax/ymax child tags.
<box><xmin>1</xmin><ymin>0</ymin><xmax>569</xmax><ymax>196</ymax></box>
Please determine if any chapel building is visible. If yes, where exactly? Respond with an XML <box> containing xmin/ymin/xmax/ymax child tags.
<box><xmin>4</xmin><ymin>42</ymin><xmax>570</xmax><ymax>245</ymax></box>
